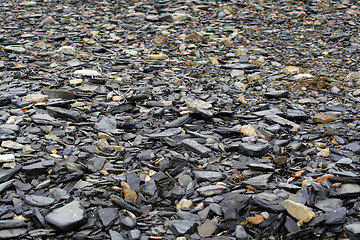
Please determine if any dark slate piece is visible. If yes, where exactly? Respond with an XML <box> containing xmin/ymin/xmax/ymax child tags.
<box><xmin>0</xmin><ymin>165</ymin><xmax>22</xmax><ymax>183</ymax></box>
<box><xmin>324</xmin><ymin>207</ymin><xmax>346</xmax><ymax>225</ymax></box>
<box><xmin>181</xmin><ymin>139</ymin><xmax>212</xmax><ymax>157</ymax></box>
<box><xmin>238</xmin><ymin>142</ymin><xmax>270</xmax><ymax>157</ymax></box>
<box><xmin>0</xmin><ymin>219</ymin><xmax>27</xmax><ymax>230</ymax></box>
<box><xmin>98</xmin><ymin>208</ymin><xmax>118</xmax><ymax>227</ymax></box>
<box><xmin>264</xmin><ymin>90</ymin><xmax>290</xmax><ymax>98</ymax></box>
<box><xmin>252</xmin><ymin>192</ymin><xmax>285</xmax><ymax>212</ymax></box>
<box><xmin>344</xmin><ymin>223</ymin><xmax>360</xmax><ymax>240</ymax></box>
<box><xmin>25</xmin><ymin>195</ymin><xmax>55</xmax><ymax>207</ymax></box>
<box><xmin>221</xmin><ymin>64</ymin><xmax>260</xmax><ymax>70</ymax></box>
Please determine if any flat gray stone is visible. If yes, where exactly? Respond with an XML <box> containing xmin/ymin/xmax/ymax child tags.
<box><xmin>0</xmin><ymin>228</ymin><xmax>27</xmax><ymax>239</ymax></box>
<box><xmin>197</xmin><ymin>185</ymin><xmax>228</xmax><ymax>197</ymax></box>
<box><xmin>315</xmin><ymin>199</ymin><xmax>343</xmax><ymax>212</ymax></box>
<box><xmin>181</xmin><ymin>139</ymin><xmax>212</xmax><ymax>157</ymax></box>
<box><xmin>193</xmin><ymin>171</ymin><xmax>223</xmax><ymax>182</ymax></box>
<box><xmin>197</xmin><ymin>219</ymin><xmax>217</xmax><ymax>237</ymax></box>
<box><xmin>44</xmin><ymin>200</ymin><xmax>87</xmax><ymax>231</ymax></box>
<box><xmin>235</xmin><ymin>224</ymin><xmax>249</xmax><ymax>240</ymax></box>
<box><xmin>264</xmin><ymin>114</ymin><xmax>301</xmax><ymax>131</ymax></box>
<box><xmin>98</xmin><ymin>208</ymin><xmax>118</xmax><ymax>227</ymax></box>
<box><xmin>345</xmin><ymin>223</ymin><xmax>360</xmax><ymax>240</ymax></box>
<box><xmin>26</xmin><ymin>195</ymin><xmax>55</xmax><ymax>207</ymax></box>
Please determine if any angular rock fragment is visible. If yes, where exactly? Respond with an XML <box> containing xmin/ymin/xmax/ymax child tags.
<box><xmin>0</xmin><ymin>165</ymin><xmax>22</xmax><ymax>183</ymax></box>
<box><xmin>168</xmin><ymin>220</ymin><xmax>197</xmax><ymax>236</ymax></box>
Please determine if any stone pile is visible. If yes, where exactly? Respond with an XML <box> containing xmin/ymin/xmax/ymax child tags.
<box><xmin>0</xmin><ymin>0</ymin><xmax>360</xmax><ymax>239</ymax></box>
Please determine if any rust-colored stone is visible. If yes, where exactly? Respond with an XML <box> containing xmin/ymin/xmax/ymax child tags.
<box><xmin>316</xmin><ymin>174</ymin><xmax>334</xmax><ymax>183</ymax></box>
<box><xmin>121</xmin><ymin>181</ymin><xmax>137</xmax><ymax>203</ymax></box>
<box><xmin>248</xmin><ymin>214</ymin><xmax>265</xmax><ymax>225</ymax></box>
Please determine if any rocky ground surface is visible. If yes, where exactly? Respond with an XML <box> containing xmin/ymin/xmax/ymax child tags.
<box><xmin>0</xmin><ymin>0</ymin><xmax>360</xmax><ymax>239</ymax></box>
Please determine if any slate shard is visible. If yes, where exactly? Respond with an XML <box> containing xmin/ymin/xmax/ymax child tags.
<box><xmin>181</xmin><ymin>139</ymin><xmax>212</xmax><ymax>157</ymax></box>
<box><xmin>344</xmin><ymin>223</ymin><xmax>360</xmax><ymax>240</ymax></box>
<box><xmin>238</xmin><ymin>142</ymin><xmax>270</xmax><ymax>157</ymax></box>
<box><xmin>44</xmin><ymin>200</ymin><xmax>87</xmax><ymax>231</ymax></box>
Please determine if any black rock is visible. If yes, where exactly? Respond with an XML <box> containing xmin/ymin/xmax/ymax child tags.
<box><xmin>168</xmin><ymin>220</ymin><xmax>197</xmax><ymax>236</ymax></box>
<box><xmin>252</xmin><ymin>192</ymin><xmax>285</xmax><ymax>212</ymax></box>
<box><xmin>0</xmin><ymin>165</ymin><xmax>22</xmax><ymax>183</ymax></box>
<box><xmin>193</xmin><ymin>170</ymin><xmax>223</xmax><ymax>182</ymax></box>
<box><xmin>237</xmin><ymin>142</ymin><xmax>270</xmax><ymax>157</ymax></box>
<box><xmin>286</xmin><ymin>109</ymin><xmax>308</xmax><ymax>121</ymax></box>
<box><xmin>47</xmin><ymin>106</ymin><xmax>86</xmax><ymax>122</ymax></box>
<box><xmin>0</xmin><ymin>219</ymin><xmax>27</xmax><ymax>230</ymax></box>
<box><xmin>235</xmin><ymin>224</ymin><xmax>249</xmax><ymax>240</ymax></box>
<box><xmin>264</xmin><ymin>90</ymin><xmax>290</xmax><ymax>98</ymax></box>
<box><xmin>284</xmin><ymin>216</ymin><xmax>301</xmax><ymax>233</ymax></box>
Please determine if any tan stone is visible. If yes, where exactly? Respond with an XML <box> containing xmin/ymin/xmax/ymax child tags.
<box><xmin>23</xmin><ymin>94</ymin><xmax>48</xmax><ymax>103</ymax></box>
<box><xmin>313</xmin><ymin>112</ymin><xmax>337</xmax><ymax>123</ymax></box>
<box><xmin>282</xmin><ymin>199</ymin><xmax>315</xmax><ymax>223</ymax></box>
<box><xmin>292</xmin><ymin>170</ymin><xmax>305</xmax><ymax>177</ymax></box>
<box><xmin>239</xmin><ymin>124</ymin><xmax>258</xmax><ymax>137</ymax></box>
<box><xmin>147</xmin><ymin>53</ymin><xmax>167</xmax><ymax>60</ymax></box>
<box><xmin>152</xmin><ymin>36</ymin><xmax>168</xmax><ymax>45</ymax></box>
<box><xmin>69</xmin><ymin>79</ymin><xmax>83</xmax><ymax>85</ymax></box>
<box><xmin>317</xmin><ymin>147</ymin><xmax>330</xmax><ymax>157</ymax></box>
<box><xmin>236</xmin><ymin>96</ymin><xmax>248</xmax><ymax>105</ymax></box>
<box><xmin>98</xmin><ymin>132</ymin><xmax>112</xmax><ymax>140</ymax></box>
<box><xmin>1</xmin><ymin>140</ymin><xmax>24</xmax><ymax>150</ymax></box>
<box><xmin>176</xmin><ymin>199</ymin><xmax>193</xmax><ymax>211</ymax></box>
<box><xmin>41</xmin><ymin>16</ymin><xmax>54</xmax><ymax>25</ymax></box>
<box><xmin>208</xmin><ymin>57</ymin><xmax>219</xmax><ymax>65</ymax></box>
<box><xmin>283</xmin><ymin>66</ymin><xmax>300</xmax><ymax>75</ymax></box>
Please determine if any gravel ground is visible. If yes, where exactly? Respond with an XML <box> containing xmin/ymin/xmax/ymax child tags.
<box><xmin>0</xmin><ymin>0</ymin><xmax>360</xmax><ymax>239</ymax></box>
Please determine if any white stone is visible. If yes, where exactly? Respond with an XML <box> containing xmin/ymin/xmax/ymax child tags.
<box><xmin>292</xmin><ymin>74</ymin><xmax>314</xmax><ymax>80</ymax></box>
<box><xmin>185</xmin><ymin>98</ymin><xmax>212</xmax><ymax>110</ymax></box>
<box><xmin>172</xmin><ymin>13</ymin><xmax>190</xmax><ymax>21</ymax></box>
<box><xmin>1</xmin><ymin>140</ymin><xmax>24</xmax><ymax>150</ymax></box>
<box><xmin>74</xmin><ymin>69</ymin><xmax>101</xmax><ymax>77</ymax></box>
<box><xmin>23</xmin><ymin>94</ymin><xmax>48</xmax><ymax>103</ymax></box>
<box><xmin>0</xmin><ymin>154</ymin><xmax>15</xmax><ymax>163</ymax></box>
<box><xmin>57</xmin><ymin>46</ymin><xmax>76</xmax><ymax>55</ymax></box>
<box><xmin>234</xmin><ymin>82</ymin><xmax>247</xmax><ymax>91</ymax></box>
